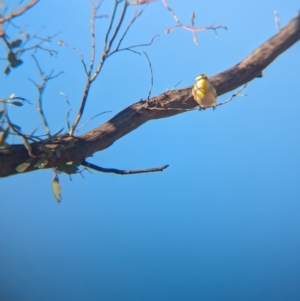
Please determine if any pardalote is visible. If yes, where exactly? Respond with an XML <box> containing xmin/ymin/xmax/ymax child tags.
<box><xmin>192</xmin><ymin>74</ymin><xmax>217</xmax><ymax>109</ymax></box>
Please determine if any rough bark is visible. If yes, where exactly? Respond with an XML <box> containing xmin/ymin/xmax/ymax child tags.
<box><xmin>1</xmin><ymin>12</ymin><xmax>300</xmax><ymax>178</ymax></box>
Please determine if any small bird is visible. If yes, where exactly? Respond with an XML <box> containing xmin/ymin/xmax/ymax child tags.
<box><xmin>192</xmin><ymin>74</ymin><xmax>217</xmax><ymax>109</ymax></box>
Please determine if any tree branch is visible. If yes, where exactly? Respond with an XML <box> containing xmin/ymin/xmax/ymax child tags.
<box><xmin>81</xmin><ymin>160</ymin><xmax>169</xmax><ymax>175</ymax></box>
<box><xmin>1</xmin><ymin>12</ymin><xmax>300</xmax><ymax>178</ymax></box>
<box><xmin>0</xmin><ymin>0</ymin><xmax>39</xmax><ymax>24</ymax></box>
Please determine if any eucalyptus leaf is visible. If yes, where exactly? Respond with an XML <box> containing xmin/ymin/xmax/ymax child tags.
<box><xmin>52</xmin><ymin>177</ymin><xmax>61</xmax><ymax>203</ymax></box>
<box><xmin>11</xmin><ymin>101</ymin><xmax>23</xmax><ymax>107</ymax></box>
<box><xmin>9</xmin><ymin>39</ymin><xmax>22</xmax><ymax>49</ymax></box>
<box><xmin>16</xmin><ymin>162</ymin><xmax>31</xmax><ymax>173</ymax></box>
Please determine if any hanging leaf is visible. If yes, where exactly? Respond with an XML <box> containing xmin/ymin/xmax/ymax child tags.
<box><xmin>16</xmin><ymin>162</ymin><xmax>31</xmax><ymax>173</ymax></box>
<box><xmin>193</xmin><ymin>33</ymin><xmax>198</xmax><ymax>45</ymax></box>
<box><xmin>52</xmin><ymin>176</ymin><xmax>61</xmax><ymax>203</ymax></box>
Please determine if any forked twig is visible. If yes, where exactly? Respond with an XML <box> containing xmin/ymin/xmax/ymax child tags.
<box><xmin>29</xmin><ymin>54</ymin><xmax>64</xmax><ymax>136</ymax></box>
<box><xmin>69</xmin><ymin>0</ymin><xmax>156</xmax><ymax>136</ymax></box>
<box><xmin>59</xmin><ymin>92</ymin><xmax>72</xmax><ymax>132</ymax></box>
<box><xmin>0</xmin><ymin>0</ymin><xmax>39</xmax><ymax>24</ymax></box>
<box><xmin>58</xmin><ymin>40</ymin><xmax>88</xmax><ymax>75</ymax></box>
<box><xmin>161</xmin><ymin>0</ymin><xmax>227</xmax><ymax>44</ymax></box>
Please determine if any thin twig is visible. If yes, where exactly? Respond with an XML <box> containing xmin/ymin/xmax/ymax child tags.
<box><xmin>70</xmin><ymin>0</ymin><xmax>155</xmax><ymax>136</ymax></box>
<box><xmin>0</xmin><ymin>0</ymin><xmax>39</xmax><ymax>23</ymax></box>
<box><xmin>88</xmin><ymin>0</ymin><xmax>97</xmax><ymax>77</ymax></box>
<box><xmin>143</xmin><ymin>51</ymin><xmax>153</xmax><ymax>102</ymax></box>
<box><xmin>2</xmin><ymin>101</ymin><xmax>37</xmax><ymax>146</ymax></box>
<box><xmin>30</xmin><ymin>54</ymin><xmax>64</xmax><ymax>136</ymax></box>
<box><xmin>111</xmin><ymin>3</ymin><xmax>147</xmax><ymax>53</ymax></box>
<box><xmin>69</xmin><ymin>0</ymin><xmax>100</xmax><ymax>136</ymax></box>
<box><xmin>214</xmin><ymin>84</ymin><xmax>247</xmax><ymax>108</ymax></box>
<box><xmin>108</xmin><ymin>35</ymin><xmax>159</xmax><ymax>56</ymax></box>
<box><xmin>103</xmin><ymin>0</ymin><xmax>123</xmax><ymax>52</ymax></box>
<box><xmin>58</xmin><ymin>40</ymin><xmax>88</xmax><ymax>75</ymax></box>
<box><xmin>274</xmin><ymin>11</ymin><xmax>281</xmax><ymax>31</ymax></box>
<box><xmin>105</xmin><ymin>1</ymin><xmax>128</xmax><ymax>54</ymax></box>
<box><xmin>59</xmin><ymin>92</ymin><xmax>72</xmax><ymax>132</ymax></box>
<box><xmin>161</xmin><ymin>0</ymin><xmax>227</xmax><ymax>44</ymax></box>
<box><xmin>76</xmin><ymin>111</ymin><xmax>112</xmax><ymax>133</ymax></box>
<box><xmin>147</xmin><ymin>84</ymin><xmax>247</xmax><ymax>111</ymax></box>
<box><xmin>82</xmin><ymin>160</ymin><xmax>169</xmax><ymax>175</ymax></box>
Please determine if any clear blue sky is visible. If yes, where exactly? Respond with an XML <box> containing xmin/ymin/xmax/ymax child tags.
<box><xmin>1</xmin><ymin>0</ymin><xmax>300</xmax><ymax>300</ymax></box>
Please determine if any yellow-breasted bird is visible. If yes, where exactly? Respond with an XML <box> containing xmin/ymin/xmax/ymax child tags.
<box><xmin>192</xmin><ymin>74</ymin><xmax>217</xmax><ymax>109</ymax></box>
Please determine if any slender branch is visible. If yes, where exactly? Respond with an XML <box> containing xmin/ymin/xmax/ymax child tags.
<box><xmin>82</xmin><ymin>160</ymin><xmax>169</xmax><ymax>175</ymax></box>
<box><xmin>110</xmin><ymin>2</ymin><xmax>146</xmax><ymax>54</ymax></box>
<box><xmin>29</xmin><ymin>54</ymin><xmax>64</xmax><ymax>136</ymax></box>
<box><xmin>68</xmin><ymin>3</ymin><xmax>97</xmax><ymax>136</ymax></box>
<box><xmin>58</xmin><ymin>40</ymin><xmax>88</xmax><ymax>75</ymax></box>
<box><xmin>103</xmin><ymin>0</ymin><xmax>122</xmax><ymax>51</ymax></box>
<box><xmin>69</xmin><ymin>0</ymin><xmax>153</xmax><ymax>135</ymax></box>
<box><xmin>76</xmin><ymin>111</ymin><xmax>112</xmax><ymax>133</ymax></box>
<box><xmin>88</xmin><ymin>0</ymin><xmax>97</xmax><ymax>77</ymax></box>
<box><xmin>0</xmin><ymin>0</ymin><xmax>39</xmax><ymax>23</ymax></box>
<box><xmin>143</xmin><ymin>51</ymin><xmax>154</xmax><ymax>102</ymax></box>
<box><xmin>105</xmin><ymin>1</ymin><xmax>128</xmax><ymax>54</ymax></box>
<box><xmin>161</xmin><ymin>0</ymin><xmax>227</xmax><ymax>44</ymax></box>
<box><xmin>59</xmin><ymin>92</ymin><xmax>72</xmax><ymax>132</ymax></box>
<box><xmin>2</xmin><ymin>101</ymin><xmax>36</xmax><ymax>148</ymax></box>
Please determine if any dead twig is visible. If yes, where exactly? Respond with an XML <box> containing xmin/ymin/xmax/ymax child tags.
<box><xmin>161</xmin><ymin>0</ymin><xmax>227</xmax><ymax>44</ymax></box>
<box><xmin>143</xmin><ymin>51</ymin><xmax>153</xmax><ymax>103</ymax></box>
<box><xmin>69</xmin><ymin>0</ymin><xmax>156</xmax><ymax>136</ymax></box>
<box><xmin>81</xmin><ymin>160</ymin><xmax>169</xmax><ymax>175</ymax></box>
<box><xmin>0</xmin><ymin>0</ymin><xmax>39</xmax><ymax>24</ymax></box>
<box><xmin>76</xmin><ymin>111</ymin><xmax>112</xmax><ymax>133</ymax></box>
<box><xmin>59</xmin><ymin>92</ymin><xmax>72</xmax><ymax>132</ymax></box>
<box><xmin>29</xmin><ymin>54</ymin><xmax>64</xmax><ymax>136</ymax></box>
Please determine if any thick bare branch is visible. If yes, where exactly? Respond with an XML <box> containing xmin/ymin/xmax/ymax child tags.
<box><xmin>1</xmin><ymin>12</ymin><xmax>300</xmax><ymax>178</ymax></box>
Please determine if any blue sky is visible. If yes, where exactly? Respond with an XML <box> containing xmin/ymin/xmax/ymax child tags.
<box><xmin>1</xmin><ymin>0</ymin><xmax>300</xmax><ymax>300</ymax></box>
